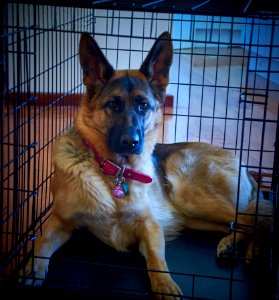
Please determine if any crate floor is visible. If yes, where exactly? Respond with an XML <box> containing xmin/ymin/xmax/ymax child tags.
<box><xmin>16</xmin><ymin>228</ymin><xmax>271</xmax><ymax>300</ymax></box>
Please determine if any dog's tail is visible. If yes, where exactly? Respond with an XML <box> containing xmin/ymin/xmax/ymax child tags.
<box><xmin>240</xmin><ymin>173</ymin><xmax>274</xmax><ymax>262</ymax></box>
<box><xmin>247</xmin><ymin>172</ymin><xmax>273</xmax><ymax>229</ymax></box>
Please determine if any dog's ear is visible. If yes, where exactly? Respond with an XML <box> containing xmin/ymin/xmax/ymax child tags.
<box><xmin>79</xmin><ymin>33</ymin><xmax>114</xmax><ymax>95</ymax></box>
<box><xmin>139</xmin><ymin>31</ymin><xmax>173</xmax><ymax>101</ymax></box>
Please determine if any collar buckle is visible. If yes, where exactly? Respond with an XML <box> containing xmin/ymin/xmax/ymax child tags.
<box><xmin>100</xmin><ymin>159</ymin><xmax>122</xmax><ymax>177</ymax></box>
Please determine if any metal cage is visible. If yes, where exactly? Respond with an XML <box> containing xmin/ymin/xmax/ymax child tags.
<box><xmin>1</xmin><ymin>1</ymin><xmax>279</xmax><ymax>299</ymax></box>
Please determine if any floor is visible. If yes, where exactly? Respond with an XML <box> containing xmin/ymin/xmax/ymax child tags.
<box><xmin>163</xmin><ymin>51</ymin><xmax>278</xmax><ymax>171</ymax></box>
<box><xmin>11</xmin><ymin>228</ymin><xmax>273</xmax><ymax>300</ymax></box>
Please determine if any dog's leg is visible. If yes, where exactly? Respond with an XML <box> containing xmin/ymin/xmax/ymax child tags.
<box><xmin>170</xmin><ymin>181</ymin><xmax>271</xmax><ymax>261</ymax></box>
<box><xmin>175</xmin><ymin>195</ymin><xmax>270</xmax><ymax>261</ymax></box>
<box><xmin>177</xmin><ymin>198</ymin><xmax>247</xmax><ymax>259</ymax></box>
<box><xmin>139</xmin><ymin>218</ymin><xmax>182</xmax><ymax>300</ymax></box>
<box><xmin>217</xmin><ymin>199</ymin><xmax>273</xmax><ymax>260</ymax></box>
<box><xmin>19</xmin><ymin>214</ymin><xmax>73</xmax><ymax>286</ymax></box>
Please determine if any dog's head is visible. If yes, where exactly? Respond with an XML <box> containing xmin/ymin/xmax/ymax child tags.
<box><xmin>78</xmin><ymin>32</ymin><xmax>172</xmax><ymax>156</ymax></box>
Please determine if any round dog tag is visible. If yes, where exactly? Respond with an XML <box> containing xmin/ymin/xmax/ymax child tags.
<box><xmin>113</xmin><ymin>183</ymin><xmax>125</xmax><ymax>199</ymax></box>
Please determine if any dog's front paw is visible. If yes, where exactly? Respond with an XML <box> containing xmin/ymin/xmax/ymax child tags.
<box><xmin>151</xmin><ymin>274</ymin><xmax>182</xmax><ymax>300</ymax></box>
<box><xmin>217</xmin><ymin>235</ymin><xmax>238</xmax><ymax>260</ymax></box>
<box><xmin>18</xmin><ymin>258</ymin><xmax>48</xmax><ymax>286</ymax></box>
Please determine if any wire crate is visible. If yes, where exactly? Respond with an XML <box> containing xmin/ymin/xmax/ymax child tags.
<box><xmin>1</xmin><ymin>1</ymin><xmax>279</xmax><ymax>299</ymax></box>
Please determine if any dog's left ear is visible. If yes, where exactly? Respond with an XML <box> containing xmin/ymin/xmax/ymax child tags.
<box><xmin>139</xmin><ymin>31</ymin><xmax>173</xmax><ymax>101</ymax></box>
<box><xmin>79</xmin><ymin>32</ymin><xmax>114</xmax><ymax>95</ymax></box>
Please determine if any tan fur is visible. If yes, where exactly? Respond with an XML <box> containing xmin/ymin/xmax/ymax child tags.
<box><xmin>20</xmin><ymin>32</ymin><xmax>273</xmax><ymax>299</ymax></box>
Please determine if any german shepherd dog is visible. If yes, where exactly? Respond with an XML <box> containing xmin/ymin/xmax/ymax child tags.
<box><xmin>21</xmin><ymin>32</ymin><xmax>273</xmax><ymax>299</ymax></box>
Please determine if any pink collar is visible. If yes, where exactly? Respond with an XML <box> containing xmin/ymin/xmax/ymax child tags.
<box><xmin>84</xmin><ymin>140</ymin><xmax>152</xmax><ymax>184</ymax></box>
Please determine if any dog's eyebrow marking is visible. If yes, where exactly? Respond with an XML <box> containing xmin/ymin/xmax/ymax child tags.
<box><xmin>123</xmin><ymin>72</ymin><xmax>134</xmax><ymax>93</ymax></box>
<box><xmin>100</xmin><ymin>72</ymin><xmax>157</xmax><ymax>109</ymax></box>
<box><xmin>108</xmin><ymin>74</ymin><xmax>146</xmax><ymax>94</ymax></box>
<box><xmin>122</xmin><ymin>72</ymin><xmax>151</xmax><ymax>95</ymax></box>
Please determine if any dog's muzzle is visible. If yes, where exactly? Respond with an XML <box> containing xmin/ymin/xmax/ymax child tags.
<box><xmin>109</xmin><ymin>127</ymin><xmax>144</xmax><ymax>155</ymax></box>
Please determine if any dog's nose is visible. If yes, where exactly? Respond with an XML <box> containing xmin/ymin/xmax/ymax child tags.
<box><xmin>120</xmin><ymin>134</ymin><xmax>139</xmax><ymax>150</ymax></box>
<box><xmin>109</xmin><ymin>126</ymin><xmax>143</xmax><ymax>155</ymax></box>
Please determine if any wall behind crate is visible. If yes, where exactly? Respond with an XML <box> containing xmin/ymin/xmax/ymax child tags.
<box><xmin>6</xmin><ymin>5</ymin><xmax>173</xmax><ymax>93</ymax></box>
<box><xmin>172</xmin><ymin>14</ymin><xmax>279</xmax><ymax>84</ymax></box>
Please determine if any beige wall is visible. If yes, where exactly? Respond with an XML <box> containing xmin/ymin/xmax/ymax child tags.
<box><xmin>6</xmin><ymin>4</ymin><xmax>173</xmax><ymax>93</ymax></box>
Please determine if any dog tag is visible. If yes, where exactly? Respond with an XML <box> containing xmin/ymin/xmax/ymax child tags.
<box><xmin>113</xmin><ymin>176</ymin><xmax>129</xmax><ymax>199</ymax></box>
<box><xmin>121</xmin><ymin>181</ymin><xmax>129</xmax><ymax>195</ymax></box>
<box><xmin>113</xmin><ymin>183</ymin><xmax>125</xmax><ymax>199</ymax></box>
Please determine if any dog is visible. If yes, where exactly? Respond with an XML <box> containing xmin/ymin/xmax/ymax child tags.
<box><xmin>21</xmin><ymin>31</ymin><xmax>273</xmax><ymax>299</ymax></box>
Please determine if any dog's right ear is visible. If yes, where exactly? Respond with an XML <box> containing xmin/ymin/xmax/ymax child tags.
<box><xmin>79</xmin><ymin>33</ymin><xmax>114</xmax><ymax>95</ymax></box>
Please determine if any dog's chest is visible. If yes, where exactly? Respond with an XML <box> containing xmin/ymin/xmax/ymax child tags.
<box><xmin>70</xmin><ymin>171</ymin><xmax>149</xmax><ymax>250</ymax></box>
<box><xmin>53</xmin><ymin>136</ymin><xmax>178</xmax><ymax>248</ymax></box>
<box><xmin>76</xmin><ymin>174</ymin><xmax>178</xmax><ymax>249</ymax></box>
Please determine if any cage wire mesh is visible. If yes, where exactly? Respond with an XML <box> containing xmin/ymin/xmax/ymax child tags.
<box><xmin>1</xmin><ymin>1</ymin><xmax>279</xmax><ymax>299</ymax></box>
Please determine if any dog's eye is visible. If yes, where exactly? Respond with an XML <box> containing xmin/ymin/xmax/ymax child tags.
<box><xmin>108</xmin><ymin>101</ymin><xmax>118</xmax><ymax>108</ymax></box>
<box><xmin>135</xmin><ymin>95</ymin><xmax>150</xmax><ymax>111</ymax></box>
<box><xmin>139</xmin><ymin>101</ymin><xmax>149</xmax><ymax>111</ymax></box>
<box><xmin>106</xmin><ymin>99</ymin><xmax>120</xmax><ymax>110</ymax></box>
